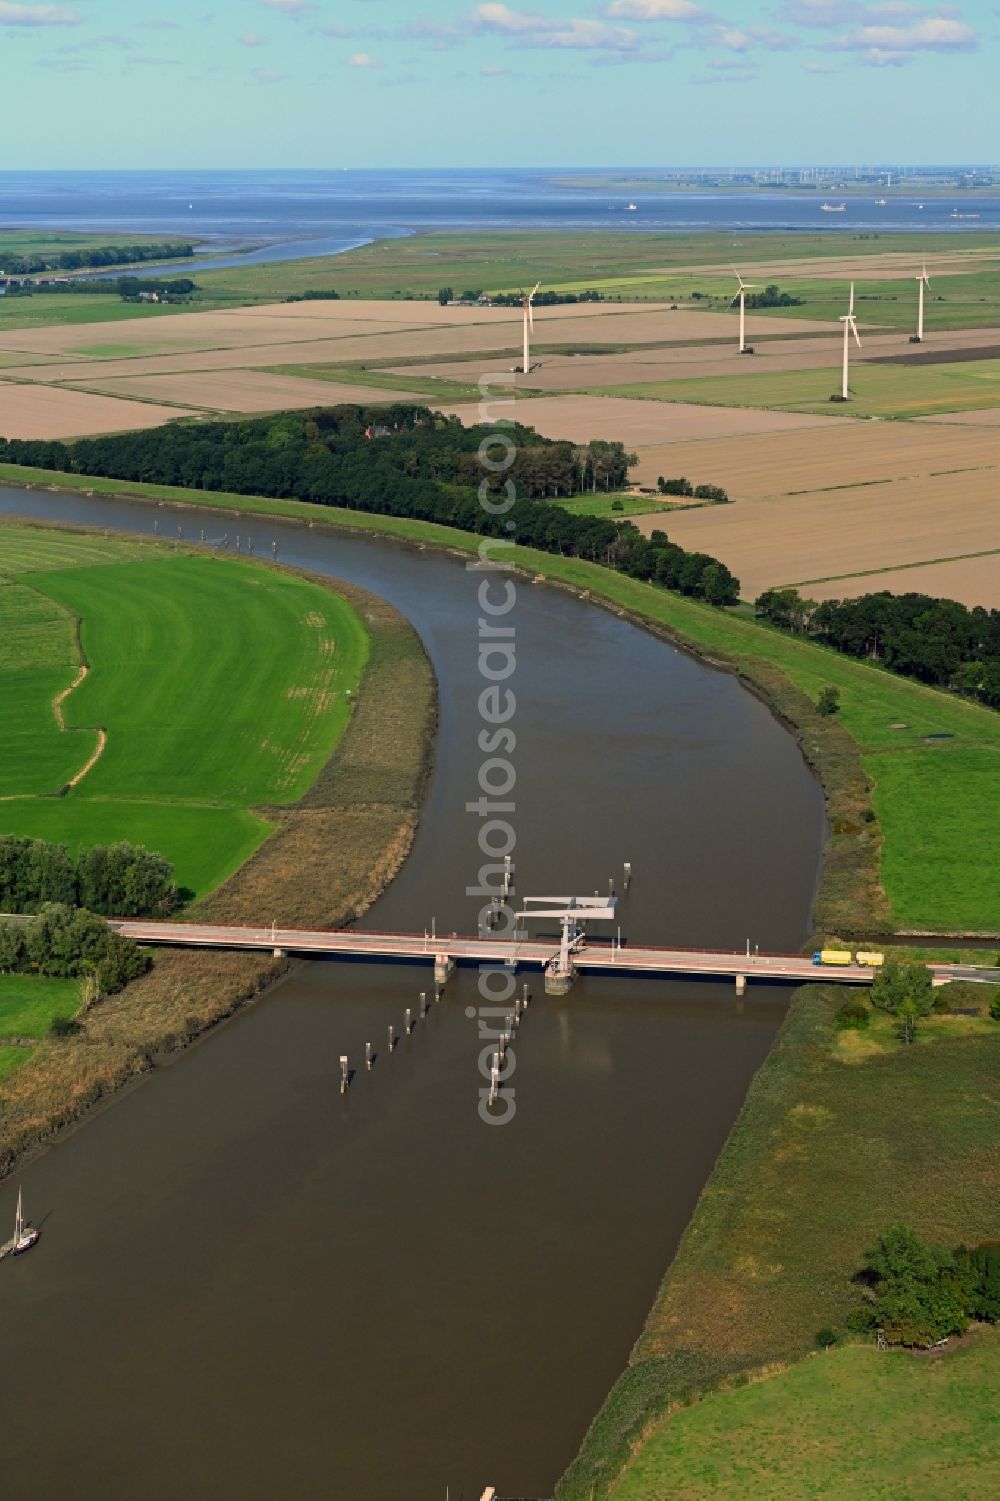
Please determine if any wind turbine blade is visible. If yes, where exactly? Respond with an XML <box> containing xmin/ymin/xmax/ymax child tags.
<box><xmin>529</xmin><ymin>304</ymin><xmax>534</xmax><ymax>330</ymax></box>
<box><xmin>849</xmin><ymin>281</ymin><xmax>855</xmax><ymax>317</ymax></box>
<box><xmin>851</xmin><ymin>318</ymin><xmax>862</xmax><ymax>350</ymax></box>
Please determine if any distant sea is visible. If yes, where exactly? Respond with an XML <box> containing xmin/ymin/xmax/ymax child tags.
<box><xmin>1</xmin><ymin>168</ymin><xmax>996</xmax><ymax>276</ymax></box>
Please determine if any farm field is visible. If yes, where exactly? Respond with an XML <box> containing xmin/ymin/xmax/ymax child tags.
<box><xmin>560</xmin><ymin>984</ymin><xmax>1000</xmax><ymax>1498</ymax></box>
<box><xmin>632</xmin><ymin>470</ymin><xmax>1000</xmax><ymax>608</ymax></box>
<box><xmin>85</xmin><ymin>367</ymin><xmax>428</xmax><ymax>412</ymax></box>
<box><xmin>801</xmin><ymin>552</ymin><xmax>1000</xmax><ymax>608</ymax></box>
<box><xmin>447</xmin><ymin>393</ymin><xmax>850</xmax><ymax>445</ymax></box>
<box><xmin>610</xmin><ymin>1336</ymin><xmax>1000</xmax><ymax>1501</ymax></box>
<box><xmin>599</xmin><ymin>357</ymin><xmax>1000</xmax><ymax>419</ymax></box>
<box><xmin>0</xmin><ymin>524</ymin><xmax>370</xmax><ymax>897</ymax></box>
<box><xmin>0</xmin><ymin>383</ymin><xmax>183</xmax><ymax>440</ymax></box>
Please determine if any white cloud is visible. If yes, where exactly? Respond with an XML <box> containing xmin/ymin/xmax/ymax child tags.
<box><xmin>471</xmin><ymin>4</ymin><xmax>640</xmax><ymax>50</ymax></box>
<box><xmin>0</xmin><ymin>2</ymin><xmax>79</xmax><ymax>24</ymax></box>
<box><xmin>802</xmin><ymin>58</ymin><xmax>835</xmax><ymax>69</ymax></box>
<box><xmin>779</xmin><ymin>1</ymin><xmax>922</xmax><ymax>22</ymax></box>
<box><xmin>260</xmin><ymin>0</ymin><xmax>310</xmax><ymax>14</ymax></box>
<box><xmin>714</xmin><ymin>23</ymin><xmax>795</xmax><ymax>51</ymax></box>
<box><xmin>240</xmin><ymin>32</ymin><xmax>266</xmax><ymax>47</ymax></box>
<box><xmin>349</xmin><ymin>51</ymin><xmax>383</xmax><ymax>66</ymax></box>
<box><xmin>833</xmin><ymin>16</ymin><xmax>978</xmax><ymax>50</ymax></box>
<box><xmin>251</xmin><ymin>66</ymin><xmax>288</xmax><ymax>82</ymax></box>
<box><xmin>602</xmin><ymin>0</ymin><xmax>703</xmax><ymax>17</ymax></box>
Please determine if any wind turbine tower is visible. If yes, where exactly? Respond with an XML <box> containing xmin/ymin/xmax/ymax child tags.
<box><xmin>730</xmin><ymin>272</ymin><xmax>759</xmax><ymax>355</ymax></box>
<box><xmin>838</xmin><ymin>282</ymin><xmax>862</xmax><ymax>399</ymax></box>
<box><xmin>520</xmin><ymin>282</ymin><xmax>540</xmax><ymax>375</ymax></box>
<box><xmin>914</xmin><ymin>261</ymin><xmax>931</xmax><ymax>342</ymax></box>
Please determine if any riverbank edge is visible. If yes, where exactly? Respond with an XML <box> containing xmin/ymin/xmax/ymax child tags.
<box><xmin>555</xmin><ymin>978</ymin><xmax>1000</xmax><ymax>1499</ymax></box>
<box><xmin>0</xmin><ymin>518</ymin><xmax>438</xmax><ymax>1180</ymax></box>
<box><xmin>11</xmin><ymin>463</ymin><xmax>1000</xmax><ymax>938</ymax></box>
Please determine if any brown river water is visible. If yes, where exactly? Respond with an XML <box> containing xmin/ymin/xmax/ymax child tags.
<box><xmin>0</xmin><ymin>489</ymin><xmax>825</xmax><ymax>1500</ymax></box>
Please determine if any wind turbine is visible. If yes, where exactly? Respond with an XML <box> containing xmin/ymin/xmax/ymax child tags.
<box><xmin>838</xmin><ymin>282</ymin><xmax>862</xmax><ymax>400</ymax></box>
<box><xmin>520</xmin><ymin>282</ymin><xmax>540</xmax><ymax>375</ymax></box>
<box><xmin>729</xmin><ymin>271</ymin><xmax>759</xmax><ymax>355</ymax></box>
<box><xmin>913</xmin><ymin>260</ymin><xmax>931</xmax><ymax>342</ymax></box>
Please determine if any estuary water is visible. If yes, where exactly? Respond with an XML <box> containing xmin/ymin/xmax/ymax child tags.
<box><xmin>2</xmin><ymin>168</ymin><xmax>997</xmax><ymax>278</ymax></box>
<box><xmin>0</xmin><ymin>488</ymin><xmax>825</xmax><ymax>1499</ymax></box>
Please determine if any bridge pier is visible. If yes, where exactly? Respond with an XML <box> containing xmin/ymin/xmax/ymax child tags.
<box><xmin>544</xmin><ymin>959</ymin><xmax>576</xmax><ymax>996</ymax></box>
<box><xmin>736</xmin><ymin>973</ymin><xmax>746</xmax><ymax>996</ymax></box>
<box><xmin>434</xmin><ymin>953</ymin><xmax>455</xmax><ymax>986</ymax></box>
<box><xmin>273</xmin><ymin>947</ymin><xmax>287</xmax><ymax>959</ymax></box>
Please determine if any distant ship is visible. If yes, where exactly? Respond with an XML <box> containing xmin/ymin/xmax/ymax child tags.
<box><xmin>820</xmin><ymin>202</ymin><xmax>847</xmax><ymax>212</ymax></box>
<box><xmin>951</xmin><ymin>210</ymin><xmax>980</xmax><ymax>219</ymax></box>
<box><xmin>874</xmin><ymin>197</ymin><xmax>887</xmax><ymax>206</ymax></box>
<box><xmin>627</xmin><ymin>203</ymin><xmax>638</xmax><ymax>212</ymax></box>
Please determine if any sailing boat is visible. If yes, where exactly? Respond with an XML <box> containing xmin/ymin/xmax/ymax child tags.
<box><xmin>13</xmin><ymin>1187</ymin><xmax>39</xmax><ymax>1255</ymax></box>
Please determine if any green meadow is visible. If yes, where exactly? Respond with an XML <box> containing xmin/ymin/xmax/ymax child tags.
<box><xmin>0</xmin><ymin>974</ymin><xmax>82</xmax><ymax>1084</ymax></box>
<box><xmin>0</xmin><ymin>975</ymin><xmax>81</xmax><ymax>1038</ymax></box>
<box><xmin>611</xmin><ymin>1335</ymin><xmax>1000</xmax><ymax>1501</ymax></box>
<box><xmin>0</xmin><ymin>525</ymin><xmax>370</xmax><ymax>898</ymax></box>
<box><xmin>1</xmin><ymin>478</ymin><xmax>997</xmax><ymax>932</ymax></box>
<box><xmin>269</xmin><ymin>362</ymin><xmax>489</xmax><ymax>403</ymax></box>
<box><xmin>597</xmin><ymin>356</ymin><xmax>1000</xmax><ymax>419</ymax></box>
<box><xmin>559</xmin><ymin>984</ymin><xmax>1000</xmax><ymax>1498</ymax></box>
<box><xmin>193</xmin><ymin>228</ymin><xmax>1000</xmax><ymax>310</ymax></box>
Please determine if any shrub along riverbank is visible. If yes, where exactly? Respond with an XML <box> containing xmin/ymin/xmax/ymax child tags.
<box><xmin>557</xmin><ymin>982</ymin><xmax>1000</xmax><ymax>1499</ymax></box>
<box><xmin>4</xmin><ymin>465</ymin><xmax>996</xmax><ymax>934</ymax></box>
<box><xmin>0</xmin><ymin>528</ymin><xmax>436</xmax><ymax>1177</ymax></box>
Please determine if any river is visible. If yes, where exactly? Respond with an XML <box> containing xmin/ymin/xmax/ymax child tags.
<box><xmin>0</xmin><ymin>487</ymin><xmax>825</xmax><ymax>1500</ymax></box>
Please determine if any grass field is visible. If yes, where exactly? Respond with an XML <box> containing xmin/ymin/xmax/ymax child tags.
<box><xmin>558</xmin><ymin>983</ymin><xmax>1000</xmax><ymax>1498</ymax></box>
<box><xmin>269</xmin><ymin>362</ymin><xmax>487</xmax><ymax>403</ymax></box>
<box><xmin>2</xmin><ymin>471</ymin><xmax>996</xmax><ymax>932</ymax></box>
<box><xmin>557</xmin><ymin>493</ymin><xmax>667</xmax><ymax>520</ymax></box>
<box><xmin>0</xmin><ymin>976</ymin><xmax>81</xmax><ymax>1038</ymax></box>
<box><xmin>0</xmin><ymin>974</ymin><xmax>82</xmax><ymax>1084</ymax></box>
<box><xmin>599</xmin><ymin>357</ymin><xmax>1000</xmax><ymax>419</ymax></box>
<box><xmin>0</xmin><ymin>294</ymin><xmax>203</xmax><ymax>332</ymax></box>
<box><xmin>192</xmin><ymin>230</ymin><xmax>1000</xmax><ymax>309</ymax></box>
<box><xmin>0</xmin><ymin>524</ymin><xmax>370</xmax><ymax>898</ymax></box>
<box><xmin>611</xmin><ymin>1335</ymin><xmax>1000</xmax><ymax>1501</ymax></box>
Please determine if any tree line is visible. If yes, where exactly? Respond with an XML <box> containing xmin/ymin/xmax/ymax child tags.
<box><xmin>0</xmin><ymin>904</ymin><xmax>149</xmax><ymax>996</ymax></box>
<box><xmin>0</xmin><ymin>837</ymin><xmax>178</xmax><ymax>918</ymax></box>
<box><xmin>756</xmin><ymin>586</ymin><xmax>1000</xmax><ymax>710</ymax></box>
<box><xmin>0</xmin><ymin>406</ymin><xmax>741</xmax><ymax>606</ymax></box>
<box><xmin>0</xmin><ymin>241</ymin><xmax>193</xmax><ymax>276</ymax></box>
<box><xmin>3</xmin><ymin>276</ymin><xmax>198</xmax><ymax>300</ymax></box>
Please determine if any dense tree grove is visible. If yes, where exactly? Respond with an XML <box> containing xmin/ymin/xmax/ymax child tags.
<box><xmin>0</xmin><ymin>904</ymin><xmax>150</xmax><ymax>994</ymax></box>
<box><xmin>0</xmin><ymin>241</ymin><xmax>193</xmax><ymax>276</ymax></box>
<box><xmin>850</xmin><ymin>1224</ymin><xmax>1000</xmax><ymax>1347</ymax></box>
<box><xmin>0</xmin><ymin>838</ymin><xmax>177</xmax><ymax>918</ymax></box>
<box><xmin>756</xmin><ymin>586</ymin><xmax>1000</xmax><ymax>710</ymax></box>
<box><xmin>0</xmin><ymin>406</ymin><xmax>741</xmax><ymax>607</ymax></box>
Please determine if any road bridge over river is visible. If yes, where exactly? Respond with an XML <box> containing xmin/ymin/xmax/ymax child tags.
<box><xmin>110</xmin><ymin>920</ymin><xmax>995</xmax><ymax>995</ymax></box>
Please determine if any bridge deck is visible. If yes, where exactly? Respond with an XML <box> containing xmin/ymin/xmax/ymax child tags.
<box><xmin>113</xmin><ymin>920</ymin><xmax>886</xmax><ymax>985</ymax></box>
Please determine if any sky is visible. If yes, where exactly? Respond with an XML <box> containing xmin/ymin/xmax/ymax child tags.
<box><xmin>3</xmin><ymin>0</ymin><xmax>997</xmax><ymax>169</ymax></box>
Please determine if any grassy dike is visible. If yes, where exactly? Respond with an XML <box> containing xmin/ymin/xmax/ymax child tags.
<box><xmin>0</xmin><ymin>521</ymin><xmax>436</xmax><ymax>1178</ymax></box>
<box><xmin>4</xmin><ymin>462</ymin><xmax>998</xmax><ymax>935</ymax></box>
<box><xmin>558</xmin><ymin>983</ymin><xmax>1000</xmax><ymax>1499</ymax></box>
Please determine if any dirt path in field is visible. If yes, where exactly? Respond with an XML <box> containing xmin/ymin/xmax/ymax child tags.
<box><xmin>52</xmin><ymin>663</ymin><xmax>107</xmax><ymax>789</ymax></box>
